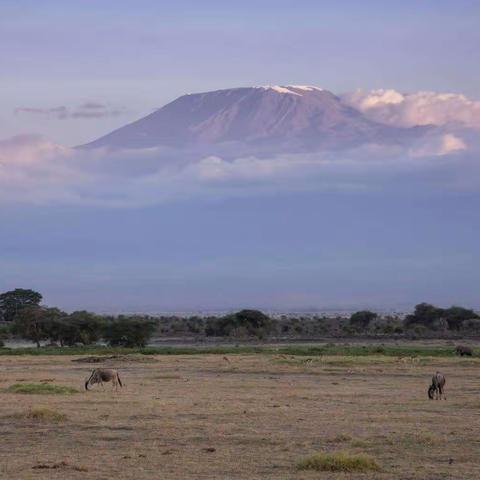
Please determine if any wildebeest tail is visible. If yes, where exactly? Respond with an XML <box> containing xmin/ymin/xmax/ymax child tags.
<box><xmin>117</xmin><ymin>372</ymin><xmax>123</xmax><ymax>388</ymax></box>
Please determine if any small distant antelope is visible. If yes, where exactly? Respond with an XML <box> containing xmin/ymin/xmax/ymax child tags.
<box><xmin>85</xmin><ymin>368</ymin><xmax>123</xmax><ymax>392</ymax></box>
<box><xmin>428</xmin><ymin>372</ymin><xmax>446</xmax><ymax>400</ymax></box>
<box><xmin>455</xmin><ymin>345</ymin><xmax>473</xmax><ymax>357</ymax></box>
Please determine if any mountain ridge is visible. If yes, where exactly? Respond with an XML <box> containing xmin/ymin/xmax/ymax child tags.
<box><xmin>81</xmin><ymin>86</ymin><xmax>428</xmax><ymax>153</ymax></box>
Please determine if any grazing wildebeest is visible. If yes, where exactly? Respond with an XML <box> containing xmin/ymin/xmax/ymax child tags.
<box><xmin>428</xmin><ymin>372</ymin><xmax>446</xmax><ymax>400</ymax></box>
<box><xmin>455</xmin><ymin>345</ymin><xmax>473</xmax><ymax>357</ymax></box>
<box><xmin>85</xmin><ymin>368</ymin><xmax>123</xmax><ymax>392</ymax></box>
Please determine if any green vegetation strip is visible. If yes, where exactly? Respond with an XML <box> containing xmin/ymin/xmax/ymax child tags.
<box><xmin>4</xmin><ymin>383</ymin><xmax>78</xmax><ymax>394</ymax></box>
<box><xmin>0</xmin><ymin>344</ymin><xmax>475</xmax><ymax>357</ymax></box>
<box><xmin>297</xmin><ymin>451</ymin><xmax>380</xmax><ymax>472</ymax></box>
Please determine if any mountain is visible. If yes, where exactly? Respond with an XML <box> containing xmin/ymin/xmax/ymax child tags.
<box><xmin>82</xmin><ymin>85</ymin><xmax>427</xmax><ymax>153</ymax></box>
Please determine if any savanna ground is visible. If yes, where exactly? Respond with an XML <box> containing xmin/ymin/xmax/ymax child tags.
<box><xmin>0</xmin><ymin>347</ymin><xmax>479</xmax><ymax>479</ymax></box>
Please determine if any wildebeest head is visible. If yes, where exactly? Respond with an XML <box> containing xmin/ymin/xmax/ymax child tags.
<box><xmin>85</xmin><ymin>370</ymin><xmax>97</xmax><ymax>390</ymax></box>
<box><xmin>428</xmin><ymin>384</ymin><xmax>435</xmax><ymax>399</ymax></box>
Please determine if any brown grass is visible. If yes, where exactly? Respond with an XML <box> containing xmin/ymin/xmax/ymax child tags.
<box><xmin>0</xmin><ymin>350</ymin><xmax>479</xmax><ymax>479</ymax></box>
<box><xmin>10</xmin><ymin>407</ymin><xmax>67</xmax><ymax>423</ymax></box>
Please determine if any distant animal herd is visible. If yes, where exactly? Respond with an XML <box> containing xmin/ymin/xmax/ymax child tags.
<box><xmin>83</xmin><ymin>345</ymin><xmax>475</xmax><ymax>399</ymax></box>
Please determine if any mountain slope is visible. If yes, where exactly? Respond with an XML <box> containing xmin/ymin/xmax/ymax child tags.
<box><xmin>82</xmin><ymin>85</ymin><xmax>426</xmax><ymax>153</ymax></box>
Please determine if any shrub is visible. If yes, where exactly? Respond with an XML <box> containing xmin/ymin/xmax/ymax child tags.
<box><xmin>297</xmin><ymin>451</ymin><xmax>380</xmax><ymax>472</ymax></box>
<box><xmin>4</xmin><ymin>383</ymin><xmax>78</xmax><ymax>394</ymax></box>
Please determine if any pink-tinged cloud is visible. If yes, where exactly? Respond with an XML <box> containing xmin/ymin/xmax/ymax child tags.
<box><xmin>342</xmin><ymin>90</ymin><xmax>480</xmax><ymax>129</ymax></box>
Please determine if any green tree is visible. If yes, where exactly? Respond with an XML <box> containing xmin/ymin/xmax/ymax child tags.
<box><xmin>0</xmin><ymin>288</ymin><xmax>43</xmax><ymax>322</ymax></box>
<box><xmin>443</xmin><ymin>306</ymin><xmax>479</xmax><ymax>330</ymax></box>
<box><xmin>349</xmin><ymin>311</ymin><xmax>378</xmax><ymax>329</ymax></box>
<box><xmin>0</xmin><ymin>324</ymin><xmax>11</xmax><ymax>347</ymax></box>
<box><xmin>404</xmin><ymin>303</ymin><xmax>444</xmax><ymax>329</ymax></box>
<box><xmin>206</xmin><ymin>309</ymin><xmax>273</xmax><ymax>338</ymax></box>
<box><xmin>13</xmin><ymin>306</ymin><xmax>63</xmax><ymax>347</ymax></box>
<box><xmin>68</xmin><ymin>311</ymin><xmax>104</xmax><ymax>345</ymax></box>
<box><xmin>103</xmin><ymin>317</ymin><xmax>156</xmax><ymax>347</ymax></box>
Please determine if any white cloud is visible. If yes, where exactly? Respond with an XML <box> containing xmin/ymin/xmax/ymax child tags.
<box><xmin>0</xmin><ymin>132</ymin><xmax>478</xmax><ymax>208</ymax></box>
<box><xmin>409</xmin><ymin>133</ymin><xmax>467</xmax><ymax>157</ymax></box>
<box><xmin>342</xmin><ymin>89</ymin><xmax>480</xmax><ymax>129</ymax></box>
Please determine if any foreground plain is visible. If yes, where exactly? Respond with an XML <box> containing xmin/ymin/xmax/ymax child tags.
<box><xmin>0</xmin><ymin>352</ymin><xmax>479</xmax><ymax>479</ymax></box>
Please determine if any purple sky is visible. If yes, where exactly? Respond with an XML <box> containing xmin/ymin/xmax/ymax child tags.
<box><xmin>1</xmin><ymin>1</ymin><xmax>479</xmax><ymax>312</ymax></box>
<box><xmin>2</xmin><ymin>0</ymin><xmax>479</xmax><ymax>145</ymax></box>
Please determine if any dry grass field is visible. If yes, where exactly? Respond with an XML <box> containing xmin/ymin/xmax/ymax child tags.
<box><xmin>1</xmin><ymin>352</ymin><xmax>479</xmax><ymax>479</ymax></box>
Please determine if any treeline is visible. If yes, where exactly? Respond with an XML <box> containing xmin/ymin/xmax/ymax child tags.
<box><xmin>1</xmin><ymin>289</ymin><xmax>479</xmax><ymax>348</ymax></box>
<box><xmin>347</xmin><ymin>304</ymin><xmax>480</xmax><ymax>335</ymax></box>
<box><xmin>0</xmin><ymin>289</ymin><xmax>156</xmax><ymax>348</ymax></box>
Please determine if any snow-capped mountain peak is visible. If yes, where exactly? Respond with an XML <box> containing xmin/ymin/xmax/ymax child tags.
<box><xmin>81</xmin><ymin>85</ymin><xmax>426</xmax><ymax>153</ymax></box>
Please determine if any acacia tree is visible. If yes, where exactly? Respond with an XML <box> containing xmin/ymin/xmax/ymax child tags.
<box><xmin>13</xmin><ymin>306</ymin><xmax>64</xmax><ymax>347</ymax></box>
<box><xmin>349</xmin><ymin>310</ymin><xmax>378</xmax><ymax>329</ymax></box>
<box><xmin>68</xmin><ymin>311</ymin><xmax>104</xmax><ymax>345</ymax></box>
<box><xmin>443</xmin><ymin>306</ymin><xmax>479</xmax><ymax>330</ymax></box>
<box><xmin>0</xmin><ymin>289</ymin><xmax>43</xmax><ymax>322</ymax></box>
<box><xmin>404</xmin><ymin>303</ymin><xmax>445</xmax><ymax>329</ymax></box>
<box><xmin>205</xmin><ymin>309</ymin><xmax>273</xmax><ymax>338</ymax></box>
<box><xmin>103</xmin><ymin>316</ymin><xmax>156</xmax><ymax>347</ymax></box>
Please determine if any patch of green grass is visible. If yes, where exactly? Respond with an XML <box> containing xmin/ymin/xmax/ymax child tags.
<box><xmin>4</xmin><ymin>383</ymin><xmax>78</xmax><ymax>395</ymax></box>
<box><xmin>11</xmin><ymin>408</ymin><xmax>67</xmax><ymax>422</ymax></box>
<box><xmin>297</xmin><ymin>451</ymin><xmax>380</xmax><ymax>472</ymax></box>
<box><xmin>0</xmin><ymin>344</ymin><xmax>475</xmax><ymax>357</ymax></box>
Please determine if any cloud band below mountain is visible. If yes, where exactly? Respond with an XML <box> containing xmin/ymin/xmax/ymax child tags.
<box><xmin>0</xmin><ymin>132</ymin><xmax>478</xmax><ymax>207</ymax></box>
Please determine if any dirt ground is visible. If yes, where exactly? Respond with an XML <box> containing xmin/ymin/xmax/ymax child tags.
<box><xmin>0</xmin><ymin>353</ymin><xmax>479</xmax><ymax>479</ymax></box>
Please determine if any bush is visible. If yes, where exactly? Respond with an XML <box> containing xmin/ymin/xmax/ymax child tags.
<box><xmin>297</xmin><ymin>451</ymin><xmax>380</xmax><ymax>472</ymax></box>
<box><xmin>103</xmin><ymin>317</ymin><xmax>156</xmax><ymax>347</ymax></box>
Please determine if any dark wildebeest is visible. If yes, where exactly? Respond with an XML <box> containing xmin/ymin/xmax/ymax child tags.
<box><xmin>428</xmin><ymin>372</ymin><xmax>446</xmax><ymax>400</ymax></box>
<box><xmin>455</xmin><ymin>345</ymin><xmax>473</xmax><ymax>357</ymax></box>
<box><xmin>85</xmin><ymin>368</ymin><xmax>123</xmax><ymax>392</ymax></box>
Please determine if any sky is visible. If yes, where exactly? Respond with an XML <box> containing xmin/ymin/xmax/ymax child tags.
<box><xmin>1</xmin><ymin>1</ymin><xmax>479</xmax><ymax>312</ymax></box>
<box><xmin>1</xmin><ymin>0</ymin><xmax>479</xmax><ymax>145</ymax></box>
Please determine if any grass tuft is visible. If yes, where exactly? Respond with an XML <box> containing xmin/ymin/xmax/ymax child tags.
<box><xmin>331</xmin><ymin>433</ymin><xmax>352</xmax><ymax>443</ymax></box>
<box><xmin>4</xmin><ymin>383</ymin><xmax>78</xmax><ymax>395</ymax></box>
<box><xmin>12</xmin><ymin>408</ymin><xmax>67</xmax><ymax>422</ymax></box>
<box><xmin>297</xmin><ymin>451</ymin><xmax>380</xmax><ymax>472</ymax></box>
